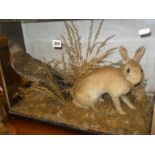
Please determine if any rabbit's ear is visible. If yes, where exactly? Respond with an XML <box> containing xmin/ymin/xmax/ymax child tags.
<box><xmin>133</xmin><ymin>47</ymin><xmax>145</xmax><ymax>63</ymax></box>
<box><xmin>119</xmin><ymin>46</ymin><xmax>129</xmax><ymax>61</ymax></box>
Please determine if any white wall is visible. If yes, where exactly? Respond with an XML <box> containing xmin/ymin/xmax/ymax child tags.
<box><xmin>21</xmin><ymin>19</ymin><xmax>155</xmax><ymax>92</ymax></box>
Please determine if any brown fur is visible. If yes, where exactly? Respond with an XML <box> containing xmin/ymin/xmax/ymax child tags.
<box><xmin>72</xmin><ymin>46</ymin><xmax>145</xmax><ymax>115</ymax></box>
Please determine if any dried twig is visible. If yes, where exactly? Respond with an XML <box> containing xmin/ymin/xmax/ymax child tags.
<box><xmin>86</xmin><ymin>20</ymin><xmax>94</xmax><ymax>59</ymax></box>
<box><xmin>89</xmin><ymin>20</ymin><xmax>104</xmax><ymax>54</ymax></box>
<box><xmin>96</xmin><ymin>34</ymin><xmax>115</xmax><ymax>55</ymax></box>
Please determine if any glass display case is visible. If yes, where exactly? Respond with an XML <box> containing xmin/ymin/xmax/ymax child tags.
<box><xmin>0</xmin><ymin>19</ymin><xmax>155</xmax><ymax>134</ymax></box>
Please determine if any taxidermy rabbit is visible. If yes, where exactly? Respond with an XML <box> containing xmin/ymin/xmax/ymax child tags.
<box><xmin>72</xmin><ymin>46</ymin><xmax>145</xmax><ymax>115</ymax></box>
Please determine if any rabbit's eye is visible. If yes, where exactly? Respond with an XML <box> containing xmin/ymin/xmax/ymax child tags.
<box><xmin>141</xmin><ymin>69</ymin><xmax>143</xmax><ymax>73</ymax></box>
<box><xmin>127</xmin><ymin>68</ymin><xmax>130</xmax><ymax>73</ymax></box>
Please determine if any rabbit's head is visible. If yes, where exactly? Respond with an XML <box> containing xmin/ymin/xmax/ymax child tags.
<box><xmin>119</xmin><ymin>46</ymin><xmax>145</xmax><ymax>85</ymax></box>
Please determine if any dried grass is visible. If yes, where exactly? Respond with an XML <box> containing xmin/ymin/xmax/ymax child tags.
<box><xmin>60</xmin><ymin>20</ymin><xmax>117</xmax><ymax>83</ymax></box>
<box><xmin>21</xmin><ymin>20</ymin><xmax>116</xmax><ymax>104</ymax></box>
<box><xmin>37</xmin><ymin>60</ymin><xmax>66</xmax><ymax>104</ymax></box>
<box><xmin>14</xmin><ymin>58</ymin><xmax>66</xmax><ymax>104</ymax></box>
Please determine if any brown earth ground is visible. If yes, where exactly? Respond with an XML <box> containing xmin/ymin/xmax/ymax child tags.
<box><xmin>11</xmin><ymin>84</ymin><xmax>154</xmax><ymax>135</ymax></box>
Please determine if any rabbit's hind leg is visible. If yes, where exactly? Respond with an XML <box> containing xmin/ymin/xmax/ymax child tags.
<box><xmin>72</xmin><ymin>99</ymin><xmax>88</xmax><ymax>109</ymax></box>
<box><xmin>72</xmin><ymin>94</ymin><xmax>94</xmax><ymax>109</ymax></box>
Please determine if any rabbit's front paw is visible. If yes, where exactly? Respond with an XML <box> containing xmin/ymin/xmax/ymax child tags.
<box><xmin>130</xmin><ymin>105</ymin><xmax>136</xmax><ymax>110</ymax></box>
<box><xmin>121</xmin><ymin>96</ymin><xmax>136</xmax><ymax>110</ymax></box>
<box><xmin>119</xmin><ymin>110</ymin><xmax>126</xmax><ymax>115</ymax></box>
